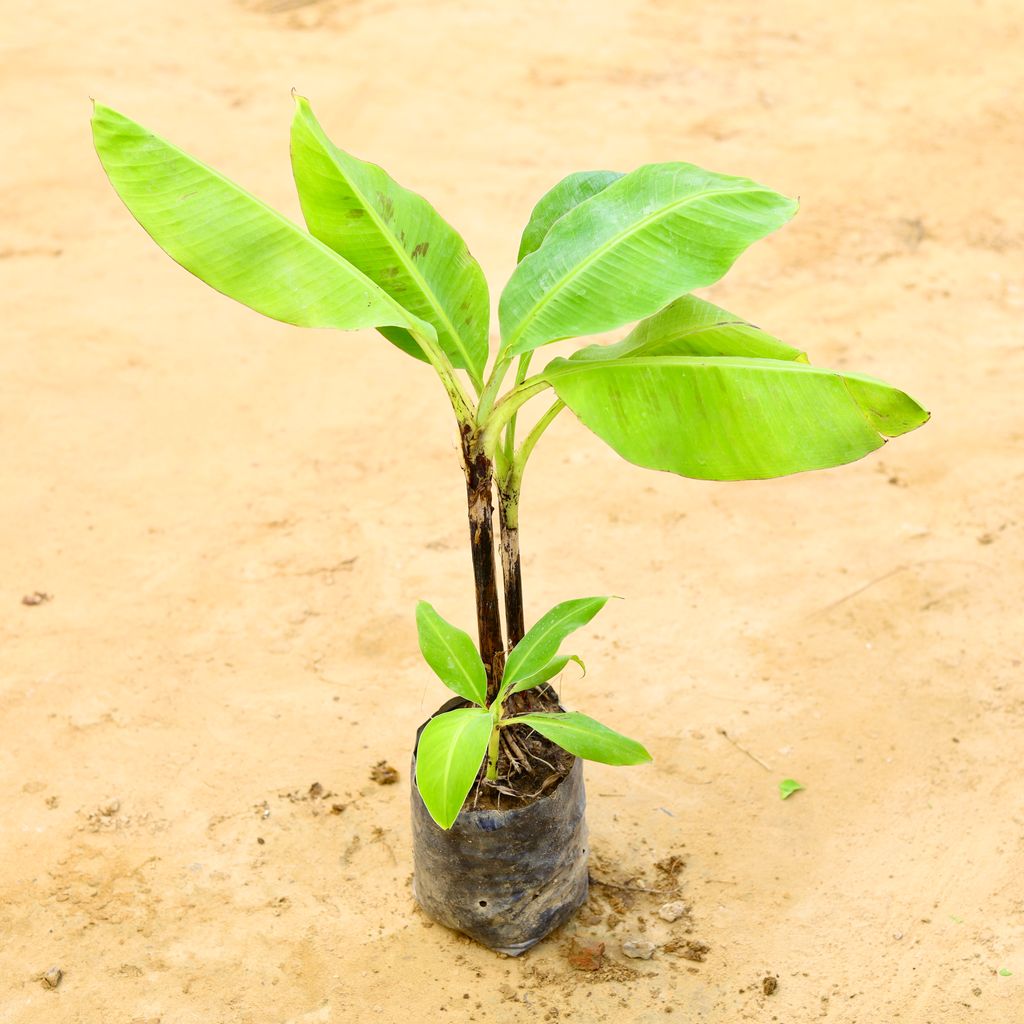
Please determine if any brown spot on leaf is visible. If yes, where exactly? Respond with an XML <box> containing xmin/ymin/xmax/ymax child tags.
<box><xmin>411</xmin><ymin>241</ymin><xmax>430</xmax><ymax>260</ymax></box>
<box><xmin>376</xmin><ymin>192</ymin><xmax>394</xmax><ymax>223</ymax></box>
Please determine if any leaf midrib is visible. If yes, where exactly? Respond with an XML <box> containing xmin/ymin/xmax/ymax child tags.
<box><xmin>503</xmin><ymin>179</ymin><xmax>777</xmax><ymax>354</ymax></box>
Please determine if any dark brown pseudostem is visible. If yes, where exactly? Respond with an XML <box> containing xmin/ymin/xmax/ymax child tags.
<box><xmin>461</xmin><ymin>424</ymin><xmax>505</xmax><ymax>702</ymax></box>
<box><xmin>498</xmin><ymin>483</ymin><xmax>525</xmax><ymax>648</ymax></box>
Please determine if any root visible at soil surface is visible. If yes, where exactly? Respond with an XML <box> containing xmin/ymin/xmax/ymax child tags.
<box><xmin>471</xmin><ymin>686</ymin><xmax>576</xmax><ymax>812</ymax></box>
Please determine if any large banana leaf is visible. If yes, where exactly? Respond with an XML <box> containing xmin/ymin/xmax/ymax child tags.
<box><xmin>572</xmin><ymin>294</ymin><xmax>807</xmax><ymax>363</ymax></box>
<box><xmin>517</xmin><ymin>170</ymin><xmax>623</xmax><ymax>262</ymax></box>
<box><xmin>542</xmin><ymin>356</ymin><xmax>929</xmax><ymax>480</ymax></box>
<box><xmin>91</xmin><ymin>104</ymin><xmax>433</xmax><ymax>339</ymax></box>
<box><xmin>291</xmin><ymin>96</ymin><xmax>489</xmax><ymax>382</ymax></box>
<box><xmin>499</xmin><ymin>162</ymin><xmax>798</xmax><ymax>358</ymax></box>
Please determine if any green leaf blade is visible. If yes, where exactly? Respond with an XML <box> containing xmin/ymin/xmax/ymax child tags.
<box><xmin>91</xmin><ymin>103</ymin><xmax>431</xmax><ymax>338</ymax></box>
<box><xmin>415</xmin><ymin>708</ymin><xmax>492</xmax><ymax>829</ymax></box>
<box><xmin>571</xmin><ymin>295</ymin><xmax>807</xmax><ymax>364</ymax></box>
<box><xmin>415</xmin><ymin>602</ymin><xmax>487</xmax><ymax>708</ymax></box>
<box><xmin>517</xmin><ymin>170</ymin><xmax>624</xmax><ymax>262</ymax></box>
<box><xmin>506</xmin><ymin>654</ymin><xmax>585</xmax><ymax>697</ymax></box>
<box><xmin>499</xmin><ymin>162</ymin><xmax>798</xmax><ymax>357</ymax></box>
<box><xmin>543</xmin><ymin>355</ymin><xmax>929</xmax><ymax>481</ymax></box>
<box><xmin>509</xmin><ymin>712</ymin><xmax>651</xmax><ymax>766</ymax></box>
<box><xmin>779</xmin><ymin>778</ymin><xmax>804</xmax><ymax>800</ymax></box>
<box><xmin>501</xmin><ymin>597</ymin><xmax>609</xmax><ymax>695</ymax></box>
<box><xmin>290</xmin><ymin>96</ymin><xmax>489</xmax><ymax>381</ymax></box>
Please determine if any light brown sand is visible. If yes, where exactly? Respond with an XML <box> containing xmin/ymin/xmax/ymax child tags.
<box><xmin>2</xmin><ymin>1</ymin><xmax>1022</xmax><ymax>1021</ymax></box>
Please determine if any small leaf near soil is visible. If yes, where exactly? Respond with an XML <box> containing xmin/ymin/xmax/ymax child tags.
<box><xmin>779</xmin><ymin>778</ymin><xmax>804</xmax><ymax>800</ymax></box>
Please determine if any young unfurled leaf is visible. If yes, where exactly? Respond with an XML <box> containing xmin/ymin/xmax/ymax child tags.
<box><xmin>779</xmin><ymin>778</ymin><xmax>804</xmax><ymax>800</ymax></box>
<box><xmin>415</xmin><ymin>601</ymin><xmax>487</xmax><ymax>708</ymax></box>
<box><xmin>291</xmin><ymin>96</ymin><xmax>489</xmax><ymax>381</ymax></box>
<box><xmin>517</xmin><ymin>170</ymin><xmax>624</xmax><ymax>262</ymax></box>
<box><xmin>499</xmin><ymin>162</ymin><xmax>798</xmax><ymax>357</ymax></box>
<box><xmin>571</xmin><ymin>294</ymin><xmax>807</xmax><ymax>364</ymax></box>
<box><xmin>91</xmin><ymin>104</ymin><xmax>434</xmax><ymax>339</ymax></box>
<box><xmin>502</xmin><ymin>597</ymin><xmax>609</xmax><ymax>694</ymax></box>
<box><xmin>507</xmin><ymin>711</ymin><xmax>651</xmax><ymax>766</ymax></box>
<box><xmin>504</xmin><ymin>653</ymin><xmax>585</xmax><ymax>698</ymax></box>
<box><xmin>542</xmin><ymin>356</ymin><xmax>929</xmax><ymax>481</ymax></box>
<box><xmin>415</xmin><ymin>708</ymin><xmax>493</xmax><ymax>829</ymax></box>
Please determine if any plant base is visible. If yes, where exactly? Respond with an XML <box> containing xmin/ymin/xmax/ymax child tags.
<box><xmin>410</xmin><ymin>700</ymin><xmax>589</xmax><ymax>955</ymax></box>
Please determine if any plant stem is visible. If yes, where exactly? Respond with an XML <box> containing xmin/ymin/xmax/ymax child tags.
<box><xmin>461</xmin><ymin>424</ymin><xmax>506</xmax><ymax>703</ymax></box>
<box><xmin>410</xmin><ymin>329</ymin><xmax>475</xmax><ymax>426</ymax></box>
<box><xmin>485</xmin><ymin>721</ymin><xmax>500</xmax><ymax>781</ymax></box>
<box><xmin>497</xmin><ymin>480</ymin><xmax>525</xmax><ymax>647</ymax></box>
<box><xmin>502</xmin><ymin>353</ymin><xmax>534</xmax><ymax>464</ymax></box>
<box><xmin>475</xmin><ymin>356</ymin><xmax>511</xmax><ymax>425</ymax></box>
<box><xmin>496</xmin><ymin>399</ymin><xmax>564</xmax><ymax>648</ymax></box>
<box><xmin>479</xmin><ymin>376</ymin><xmax>550</xmax><ymax>459</ymax></box>
<box><xmin>516</xmin><ymin>399</ymin><xmax>564</xmax><ymax>478</ymax></box>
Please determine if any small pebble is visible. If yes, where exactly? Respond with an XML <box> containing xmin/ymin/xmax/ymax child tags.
<box><xmin>763</xmin><ymin>976</ymin><xmax>778</xmax><ymax>996</ymax></box>
<box><xmin>658</xmin><ymin>900</ymin><xmax>688</xmax><ymax>922</ymax></box>
<box><xmin>99</xmin><ymin>799</ymin><xmax>120</xmax><ymax>817</ymax></box>
<box><xmin>41</xmin><ymin>966</ymin><xmax>62</xmax><ymax>989</ymax></box>
<box><xmin>622</xmin><ymin>938</ymin><xmax>656</xmax><ymax>960</ymax></box>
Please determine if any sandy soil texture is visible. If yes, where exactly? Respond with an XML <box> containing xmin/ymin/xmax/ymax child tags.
<box><xmin>2</xmin><ymin>1</ymin><xmax>1023</xmax><ymax>1021</ymax></box>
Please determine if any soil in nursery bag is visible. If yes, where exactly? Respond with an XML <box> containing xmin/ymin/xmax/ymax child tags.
<box><xmin>410</xmin><ymin>696</ymin><xmax>588</xmax><ymax>955</ymax></box>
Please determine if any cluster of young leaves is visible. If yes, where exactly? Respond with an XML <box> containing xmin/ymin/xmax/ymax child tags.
<box><xmin>415</xmin><ymin>597</ymin><xmax>650</xmax><ymax>829</ymax></box>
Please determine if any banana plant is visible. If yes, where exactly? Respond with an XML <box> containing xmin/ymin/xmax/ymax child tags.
<box><xmin>91</xmin><ymin>97</ymin><xmax>929</xmax><ymax>830</ymax></box>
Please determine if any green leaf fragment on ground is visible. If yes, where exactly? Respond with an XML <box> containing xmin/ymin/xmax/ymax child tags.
<box><xmin>779</xmin><ymin>778</ymin><xmax>804</xmax><ymax>799</ymax></box>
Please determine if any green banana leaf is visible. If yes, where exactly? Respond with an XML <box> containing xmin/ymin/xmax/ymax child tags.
<box><xmin>572</xmin><ymin>294</ymin><xmax>807</xmax><ymax>363</ymax></box>
<box><xmin>415</xmin><ymin>601</ymin><xmax>488</xmax><ymax>708</ymax></box>
<box><xmin>542</xmin><ymin>355</ymin><xmax>929</xmax><ymax>481</ymax></box>
<box><xmin>506</xmin><ymin>712</ymin><xmax>651</xmax><ymax>766</ymax></box>
<box><xmin>499</xmin><ymin>162</ymin><xmax>797</xmax><ymax>357</ymax></box>
<box><xmin>415</xmin><ymin>708</ymin><xmax>492</xmax><ymax>829</ymax></box>
<box><xmin>91</xmin><ymin>103</ymin><xmax>433</xmax><ymax>340</ymax></box>
<box><xmin>291</xmin><ymin>96</ymin><xmax>489</xmax><ymax>381</ymax></box>
<box><xmin>517</xmin><ymin>170</ymin><xmax>624</xmax><ymax>262</ymax></box>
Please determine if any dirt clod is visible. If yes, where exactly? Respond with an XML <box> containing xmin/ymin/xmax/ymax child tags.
<box><xmin>21</xmin><ymin>591</ymin><xmax>52</xmax><ymax>606</ymax></box>
<box><xmin>370</xmin><ymin>761</ymin><xmax>399</xmax><ymax>785</ymax></box>
<box><xmin>763</xmin><ymin>975</ymin><xmax>778</xmax><ymax>995</ymax></box>
<box><xmin>565</xmin><ymin>939</ymin><xmax>606</xmax><ymax>971</ymax></box>
<box><xmin>664</xmin><ymin>939</ymin><xmax>710</xmax><ymax>962</ymax></box>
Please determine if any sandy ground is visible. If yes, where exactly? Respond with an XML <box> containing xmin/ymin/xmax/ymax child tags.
<box><xmin>2</xmin><ymin>0</ymin><xmax>1023</xmax><ymax>1020</ymax></box>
